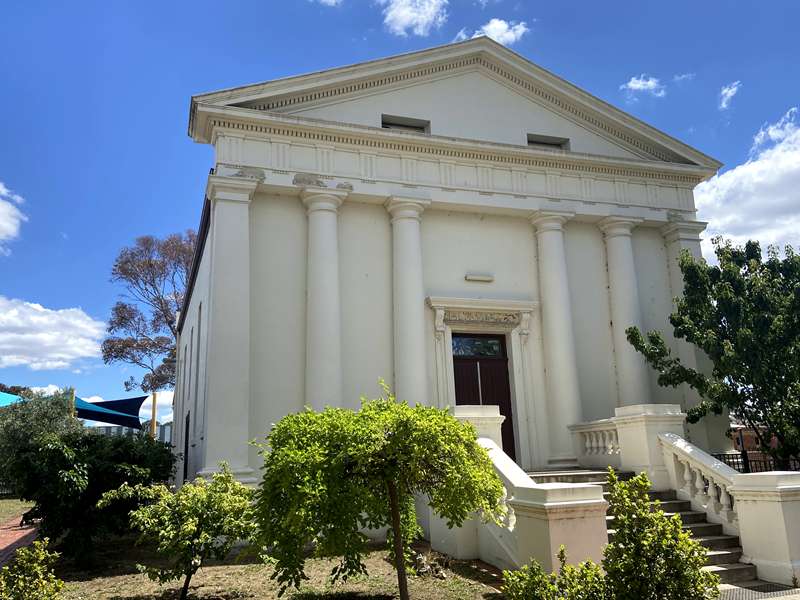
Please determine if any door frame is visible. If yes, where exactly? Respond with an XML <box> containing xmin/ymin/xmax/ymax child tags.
<box><xmin>427</xmin><ymin>296</ymin><xmax>546</xmax><ymax>470</ymax></box>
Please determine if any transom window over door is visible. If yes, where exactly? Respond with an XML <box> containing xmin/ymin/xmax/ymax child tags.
<box><xmin>452</xmin><ymin>333</ymin><xmax>516</xmax><ymax>461</ymax></box>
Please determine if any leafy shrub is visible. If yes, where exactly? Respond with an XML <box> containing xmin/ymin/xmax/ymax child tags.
<box><xmin>0</xmin><ymin>391</ymin><xmax>81</xmax><ymax>491</ymax></box>
<box><xmin>100</xmin><ymin>464</ymin><xmax>254</xmax><ymax>600</ymax></box>
<box><xmin>0</xmin><ymin>538</ymin><xmax>64</xmax><ymax>600</ymax></box>
<box><xmin>254</xmin><ymin>383</ymin><xmax>504</xmax><ymax>600</ymax></box>
<box><xmin>604</xmin><ymin>469</ymin><xmax>719</xmax><ymax>600</ymax></box>
<box><xmin>14</xmin><ymin>430</ymin><xmax>175</xmax><ymax>560</ymax></box>
<box><xmin>503</xmin><ymin>547</ymin><xmax>606</xmax><ymax>600</ymax></box>
<box><xmin>502</xmin><ymin>470</ymin><xmax>719</xmax><ymax>600</ymax></box>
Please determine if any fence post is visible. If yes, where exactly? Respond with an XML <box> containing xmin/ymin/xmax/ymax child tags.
<box><xmin>738</xmin><ymin>430</ymin><xmax>751</xmax><ymax>473</ymax></box>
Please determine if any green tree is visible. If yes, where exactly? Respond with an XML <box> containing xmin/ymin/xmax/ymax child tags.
<box><xmin>100</xmin><ymin>464</ymin><xmax>255</xmax><ymax>600</ymax></box>
<box><xmin>254</xmin><ymin>384</ymin><xmax>504</xmax><ymax>600</ymax></box>
<box><xmin>0</xmin><ymin>539</ymin><xmax>64</xmax><ymax>600</ymax></box>
<box><xmin>626</xmin><ymin>239</ymin><xmax>800</xmax><ymax>465</ymax></box>
<box><xmin>503</xmin><ymin>547</ymin><xmax>606</xmax><ymax>600</ymax></box>
<box><xmin>102</xmin><ymin>231</ymin><xmax>195</xmax><ymax>392</ymax></box>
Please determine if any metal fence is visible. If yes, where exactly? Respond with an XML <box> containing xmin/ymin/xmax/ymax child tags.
<box><xmin>91</xmin><ymin>422</ymin><xmax>173</xmax><ymax>444</ymax></box>
<box><xmin>711</xmin><ymin>451</ymin><xmax>800</xmax><ymax>473</ymax></box>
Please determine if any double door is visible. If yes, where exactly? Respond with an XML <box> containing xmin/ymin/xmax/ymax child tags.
<box><xmin>452</xmin><ymin>333</ymin><xmax>516</xmax><ymax>462</ymax></box>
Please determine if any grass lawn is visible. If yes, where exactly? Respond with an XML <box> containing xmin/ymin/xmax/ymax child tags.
<box><xmin>58</xmin><ymin>539</ymin><xmax>504</xmax><ymax>600</ymax></box>
<box><xmin>0</xmin><ymin>497</ymin><xmax>32</xmax><ymax>525</ymax></box>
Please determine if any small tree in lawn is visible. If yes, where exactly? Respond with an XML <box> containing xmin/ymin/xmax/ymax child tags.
<box><xmin>627</xmin><ymin>239</ymin><xmax>800</xmax><ymax>465</ymax></box>
<box><xmin>99</xmin><ymin>464</ymin><xmax>254</xmax><ymax>600</ymax></box>
<box><xmin>254</xmin><ymin>383</ymin><xmax>505</xmax><ymax>600</ymax></box>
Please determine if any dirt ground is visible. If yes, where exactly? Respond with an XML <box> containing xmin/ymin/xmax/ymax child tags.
<box><xmin>58</xmin><ymin>539</ymin><xmax>505</xmax><ymax>600</ymax></box>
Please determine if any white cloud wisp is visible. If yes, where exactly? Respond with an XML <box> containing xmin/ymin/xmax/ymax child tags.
<box><xmin>719</xmin><ymin>80</ymin><xmax>742</xmax><ymax>110</ymax></box>
<box><xmin>619</xmin><ymin>74</ymin><xmax>666</xmax><ymax>100</ymax></box>
<box><xmin>378</xmin><ymin>0</ymin><xmax>448</xmax><ymax>37</ymax></box>
<box><xmin>0</xmin><ymin>181</ymin><xmax>27</xmax><ymax>256</ymax></box>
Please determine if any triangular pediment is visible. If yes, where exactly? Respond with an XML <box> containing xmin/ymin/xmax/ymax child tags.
<box><xmin>190</xmin><ymin>38</ymin><xmax>720</xmax><ymax>170</ymax></box>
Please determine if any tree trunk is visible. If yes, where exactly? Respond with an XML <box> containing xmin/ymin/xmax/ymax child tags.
<box><xmin>387</xmin><ymin>480</ymin><xmax>410</xmax><ymax>600</ymax></box>
<box><xmin>180</xmin><ymin>569</ymin><xmax>195</xmax><ymax>600</ymax></box>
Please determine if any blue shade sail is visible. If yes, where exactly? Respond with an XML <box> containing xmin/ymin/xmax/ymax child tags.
<box><xmin>75</xmin><ymin>396</ymin><xmax>147</xmax><ymax>430</ymax></box>
<box><xmin>0</xmin><ymin>391</ymin><xmax>22</xmax><ymax>407</ymax></box>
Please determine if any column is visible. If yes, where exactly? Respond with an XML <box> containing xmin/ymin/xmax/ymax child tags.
<box><xmin>599</xmin><ymin>217</ymin><xmax>651</xmax><ymax>407</ymax></box>
<box><xmin>386</xmin><ymin>196</ymin><xmax>430</xmax><ymax>404</ymax></box>
<box><xmin>202</xmin><ymin>176</ymin><xmax>257</xmax><ymax>482</ymax></box>
<box><xmin>302</xmin><ymin>187</ymin><xmax>348</xmax><ymax>411</ymax></box>
<box><xmin>662</xmin><ymin>220</ymin><xmax>728</xmax><ymax>450</ymax></box>
<box><xmin>531</xmin><ymin>211</ymin><xmax>582</xmax><ymax>465</ymax></box>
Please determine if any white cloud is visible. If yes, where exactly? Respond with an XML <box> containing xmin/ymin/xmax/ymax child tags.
<box><xmin>472</xmin><ymin>18</ymin><xmax>529</xmax><ymax>45</ymax></box>
<box><xmin>377</xmin><ymin>0</ymin><xmax>448</xmax><ymax>36</ymax></box>
<box><xmin>30</xmin><ymin>384</ymin><xmax>62</xmax><ymax>395</ymax></box>
<box><xmin>0</xmin><ymin>296</ymin><xmax>105</xmax><ymax>371</ymax></box>
<box><xmin>619</xmin><ymin>74</ymin><xmax>666</xmax><ymax>99</ymax></box>
<box><xmin>673</xmin><ymin>72</ymin><xmax>695</xmax><ymax>83</ymax></box>
<box><xmin>719</xmin><ymin>80</ymin><xmax>741</xmax><ymax>110</ymax></box>
<box><xmin>312</xmin><ymin>0</ymin><xmax>342</xmax><ymax>5</ymax></box>
<box><xmin>695</xmin><ymin>106</ymin><xmax>800</xmax><ymax>260</ymax></box>
<box><xmin>452</xmin><ymin>27</ymin><xmax>469</xmax><ymax>42</ymax></box>
<box><xmin>0</xmin><ymin>181</ymin><xmax>28</xmax><ymax>256</ymax></box>
<box><xmin>139</xmin><ymin>391</ymin><xmax>174</xmax><ymax>424</ymax></box>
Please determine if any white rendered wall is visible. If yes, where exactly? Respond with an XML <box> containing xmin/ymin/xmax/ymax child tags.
<box><xmin>249</xmin><ymin>192</ymin><xmax>307</xmax><ymax>464</ymax></box>
<box><xmin>176</xmin><ymin>232</ymin><xmax>211</xmax><ymax>482</ymax></box>
<box><xmin>564</xmin><ymin>222</ymin><xmax>619</xmax><ymax>420</ymax></box>
<box><xmin>290</xmin><ymin>71</ymin><xmax>640</xmax><ymax>160</ymax></box>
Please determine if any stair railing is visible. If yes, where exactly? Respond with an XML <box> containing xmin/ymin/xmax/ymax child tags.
<box><xmin>659</xmin><ymin>432</ymin><xmax>740</xmax><ymax>535</ymax></box>
<box><xmin>568</xmin><ymin>418</ymin><xmax>621</xmax><ymax>470</ymax></box>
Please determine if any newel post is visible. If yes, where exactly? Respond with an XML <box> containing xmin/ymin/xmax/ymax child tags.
<box><xmin>612</xmin><ymin>404</ymin><xmax>686</xmax><ymax>490</ymax></box>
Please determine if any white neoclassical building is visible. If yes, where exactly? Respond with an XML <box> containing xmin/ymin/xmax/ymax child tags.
<box><xmin>173</xmin><ymin>37</ymin><xmax>731</xmax><ymax>485</ymax></box>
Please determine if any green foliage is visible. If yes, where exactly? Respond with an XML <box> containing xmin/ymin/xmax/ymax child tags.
<box><xmin>0</xmin><ymin>390</ymin><xmax>81</xmax><ymax>490</ymax></box>
<box><xmin>503</xmin><ymin>547</ymin><xmax>606</xmax><ymax>600</ymax></box>
<box><xmin>12</xmin><ymin>429</ymin><xmax>174</xmax><ymax>560</ymax></box>
<box><xmin>626</xmin><ymin>239</ymin><xmax>800</xmax><ymax>463</ymax></box>
<box><xmin>502</xmin><ymin>470</ymin><xmax>719</xmax><ymax>600</ymax></box>
<box><xmin>254</xmin><ymin>384</ymin><xmax>504</xmax><ymax>599</ymax></box>
<box><xmin>0</xmin><ymin>539</ymin><xmax>64</xmax><ymax>600</ymax></box>
<box><xmin>603</xmin><ymin>470</ymin><xmax>718</xmax><ymax>600</ymax></box>
<box><xmin>100</xmin><ymin>464</ymin><xmax>254</xmax><ymax>600</ymax></box>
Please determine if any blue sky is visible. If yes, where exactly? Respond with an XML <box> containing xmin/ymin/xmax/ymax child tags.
<box><xmin>1</xmin><ymin>1</ymin><xmax>798</xmax><ymax>421</ymax></box>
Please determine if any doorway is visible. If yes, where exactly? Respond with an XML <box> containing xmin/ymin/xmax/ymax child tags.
<box><xmin>452</xmin><ymin>333</ymin><xmax>516</xmax><ymax>461</ymax></box>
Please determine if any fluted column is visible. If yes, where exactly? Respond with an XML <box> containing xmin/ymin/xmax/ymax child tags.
<box><xmin>302</xmin><ymin>187</ymin><xmax>348</xmax><ymax>410</ymax></box>
<box><xmin>531</xmin><ymin>211</ymin><xmax>582</xmax><ymax>465</ymax></box>
<box><xmin>386</xmin><ymin>196</ymin><xmax>430</xmax><ymax>405</ymax></box>
<box><xmin>599</xmin><ymin>217</ymin><xmax>651</xmax><ymax>407</ymax></box>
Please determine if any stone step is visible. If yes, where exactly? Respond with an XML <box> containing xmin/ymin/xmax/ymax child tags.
<box><xmin>693</xmin><ymin>535</ymin><xmax>742</xmax><ymax>550</ymax></box>
<box><xmin>683</xmin><ymin>522</ymin><xmax>724</xmax><ymax>537</ymax></box>
<box><xmin>527</xmin><ymin>470</ymin><xmax>634</xmax><ymax>485</ymax></box>
<box><xmin>703</xmin><ymin>562</ymin><xmax>758</xmax><ymax>584</ymax></box>
<box><xmin>705</xmin><ymin>548</ymin><xmax>743</xmax><ymax>566</ymax></box>
<box><xmin>606</xmin><ymin>510</ymin><xmax>707</xmax><ymax>525</ymax></box>
<box><xmin>657</xmin><ymin>499</ymin><xmax>692</xmax><ymax>512</ymax></box>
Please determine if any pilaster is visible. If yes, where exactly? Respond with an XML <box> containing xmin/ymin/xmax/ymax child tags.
<box><xmin>201</xmin><ymin>176</ymin><xmax>258</xmax><ymax>483</ymax></box>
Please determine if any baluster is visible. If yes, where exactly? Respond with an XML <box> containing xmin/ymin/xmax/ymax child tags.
<box><xmin>694</xmin><ymin>470</ymin><xmax>708</xmax><ymax>504</ymax></box>
<box><xmin>583</xmin><ymin>432</ymin><xmax>591</xmax><ymax>457</ymax></box>
<box><xmin>707</xmin><ymin>480</ymin><xmax>721</xmax><ymax>515</ymax></box>
<box><xmin>590</xmin><ymin>431</ymin><xmax>600</xmax><ymax>455</ymax></box>
<box><xmin>682</xmin><ymin>461</ymin><xmax>694</xmax><ymax>497</ymax></box>
<box><xmin>600</xmin><ymin>430</ymin><xmax>610</xmax><ymax>455</ymax></box>
<box><xmin>611</xmin><ymin>430</ymin><xmax>619</xmax><ymax>455</ymax></box>
<box><xmin>719</xmin><ymin>486</ymin><xmax>736</xmax><ymax>524</ymax></box>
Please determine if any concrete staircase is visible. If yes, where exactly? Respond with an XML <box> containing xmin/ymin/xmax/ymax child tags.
<box><xmin>528</xmin><ymin>469</ymin><xmax>758</xmax><ymax>587</ymax></box>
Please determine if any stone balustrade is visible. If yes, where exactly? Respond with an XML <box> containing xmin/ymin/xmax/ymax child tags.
<box><xmin>568</xmin><ymin>419</ymin><xmax>621</xmax><ymax>470</ymax></box>
<box><xmin>659</xmin><ymin>432</ymin><xmax>740</xmax><ymax>535</ymax></box>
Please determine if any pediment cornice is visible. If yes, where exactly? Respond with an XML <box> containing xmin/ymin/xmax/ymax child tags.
<box><xmin>194</xmin><ymin>104</ymin><xmax>714</xmax><ymax>186</ymax></box>
<box><xmin>190</xmin><ymin>38</ymin><xmax>721</xmax><ymax>172</ymax></box>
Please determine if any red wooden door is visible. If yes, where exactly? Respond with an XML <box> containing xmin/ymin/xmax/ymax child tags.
<box><xmin>452</xmin><ymin>333</ymin><xmax>516</xmax><ymax>462</ymax></box>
